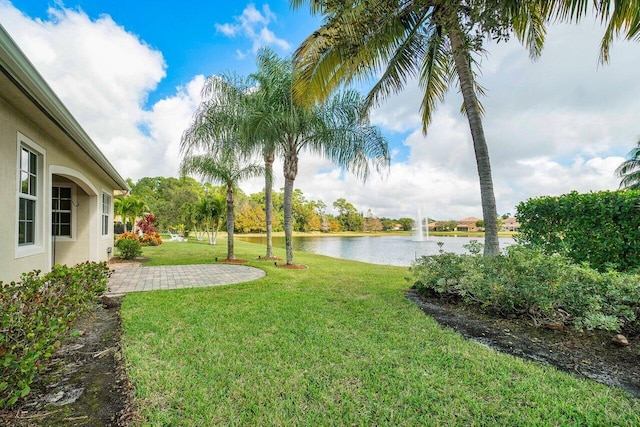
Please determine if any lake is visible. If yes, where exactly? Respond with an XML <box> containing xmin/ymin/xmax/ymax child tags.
<box><xmin>240</xmin><ymin>235</ymin><xmax>515</xmax><ymax>266</ymax></box>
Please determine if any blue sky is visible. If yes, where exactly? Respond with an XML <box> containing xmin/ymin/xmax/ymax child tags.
<box><xmin>2</xmin><ymin>1</ymin><xmax>640</xmax><ymax>219</ymax></box>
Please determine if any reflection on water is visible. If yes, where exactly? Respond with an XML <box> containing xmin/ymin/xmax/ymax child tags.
<box><xmin>240</xmin><ymin>235</ymin><xmax>515</xmax><ymax>267</ymax></box>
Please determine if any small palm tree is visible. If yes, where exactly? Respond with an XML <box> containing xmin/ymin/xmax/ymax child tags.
<box><xmin>180</xmin><ymin>150</ymin><xmax>263</xmax><ymax>260</ymax></box>
<box><xmin>615</xmin><ymin>138</ymin><xmax>640</xmax><ymax>190</ymax></box>
<box><xmin>114</xmin><ymin>196</ymin><xmax>145</xmax><ymax>233</ymax></box>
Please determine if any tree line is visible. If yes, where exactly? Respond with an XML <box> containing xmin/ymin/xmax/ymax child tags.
<box><xmin>115</xmin><ymin>176</ymin><xmax>417</xmax><ymax>236</ymax></box>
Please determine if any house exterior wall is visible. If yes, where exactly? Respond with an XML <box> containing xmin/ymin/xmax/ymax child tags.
<box><xmin>0</xmin><ymin>96</ymin><xmax>116</xmax><ymax>283</ymax></box>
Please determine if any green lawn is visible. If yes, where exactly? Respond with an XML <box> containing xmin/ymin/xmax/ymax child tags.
<box><xmin>121</xmin><ymin>239</ymin><xmax>639</xmax><ymax>425</ymax></box>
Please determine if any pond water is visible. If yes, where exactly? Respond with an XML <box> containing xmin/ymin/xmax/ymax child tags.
<box><xmin>240</xmin><ymin>235</ymin><xmax>515</xmax><ymax>267</ymax></box>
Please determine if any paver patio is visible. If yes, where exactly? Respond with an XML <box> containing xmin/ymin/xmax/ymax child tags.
<box><xmin>107</xmin><ymin>263</ymin><xmax>266</xmax><ymax>295</ymax></box>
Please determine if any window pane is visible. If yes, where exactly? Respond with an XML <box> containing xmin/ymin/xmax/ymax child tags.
<box><xmin>19</xmin><ymin>222</ymin><xmax>25</xmax><ymax>244</ymax></box>
<box><xmin>60</xmin><ymin>212</ymin><xmax>71</xmax><ymax>224</ymax></box>
<box><xmin>60</xmin><ymin>199</ymin><xmax>71</xmax><ymax>211</ymax></box>
<box><xmin>29</xmin><ymin>175</ymin><xmax>37</xmax><ymax>196</ymax></box>
<box><xmin>52</xmin><ymin>199</ymin><xmax>59</xmax><ymax>210</ymax></box>
<box><xmin>19</xmin><ymin>198</ymin><xmax>26</xmax><ymax>220</ymax></box>
<box><xmin>25</xmin><ymin>221</ymin><xmax>34</xmax><ymax>243</ymax></box>
<box><xmin>21</xmin><ymin>171</ymin><xmax>29</xmax><ymax>194</ymax></box>
<box><xmin>60</xmin><ymin>225</ymin><xmax>71</xmax><ymax>236</ymax></box>
<box><xmin>29</xmin><ymin>152</ymin><xmax>37</xmax><ymax>173</ymax></box>
<box><xmin>26</xmin><ymin>199</ymin><xmax>35</xmax><ymax>220</ymax></box>
<box><xmin>21</xmin><ymin>148</ymin><xmax>29</xmax><ymax>171</ymax></box>
<box><xmin>60</xmin><ymin>187</ymin><xmax>71</xmax><ymax>198</ymax></box>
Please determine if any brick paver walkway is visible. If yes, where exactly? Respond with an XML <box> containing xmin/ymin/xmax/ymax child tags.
<box><xmin>107</xmin><ymin>264</ymin><xmax>266</xmax><ymax>295</ymax></box>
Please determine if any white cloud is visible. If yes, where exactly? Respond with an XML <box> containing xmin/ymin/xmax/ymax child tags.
<box><xmin>0</xmin><ymin>2</ymin><xmax>202</xmax><ymax>180</ymax></box>
<box><xmin>215</xmin><ymin>3</ymin><xmax>290</xmax><ymax>58</ymax></box>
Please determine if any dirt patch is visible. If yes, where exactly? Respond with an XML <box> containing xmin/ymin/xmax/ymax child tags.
<box><xmin>0</xmin><ymin>300</ymin><xmax>136</xmax><ymax>426</ymax></box>
<box><xmin>407</xmin><ymin>290</ymin><xmax>640</xmax><ymax>398</ymax></box>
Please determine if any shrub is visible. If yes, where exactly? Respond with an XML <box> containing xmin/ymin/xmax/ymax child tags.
<box><xmin>409</xmin><ymin>246</ymin><xmax>640</xmax><ymax>333</ymax></box>
<box><xmin>137</xmin><ymin>213</ymin><xmax>158</xmax><ymax>234</ymax></box>
<box><xmin>516</xmin><ymin>190</ymin><xmax>640</xmax><ymax>271</ymax></box>
<box><xmin>0</xmin><ymin>262</ymin><xmax>110</xmax><ymax>408</ymax></box>
<box><xmin>116</xmin><ymin>237</ymin><xmax>143</xmax><ymax>259</ymax></box>
<box><xmin>140</xmin><ymin>231</ymin><xmax>163</xmax><ymax>246</ymax></box>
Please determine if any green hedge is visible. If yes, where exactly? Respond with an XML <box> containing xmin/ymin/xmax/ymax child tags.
<box><xmin>515</xmin><ymin>190</ymin><xmax>640</xmax><ymax>271</ymax></box>
<box><xmin>410</xmin><ymin>246</ymin><xmax>640</xmax><ymax>333</ymax></box>
<box><xmin>0</xmin><ymin>262</ymin><xmax>110</xmax><ymax>408</ymax></box>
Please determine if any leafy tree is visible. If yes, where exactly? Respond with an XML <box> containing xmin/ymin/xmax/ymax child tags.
<box><xmin>380</xmin><ymin>218</ymin><xmax>397</xmax><ymax>231</ymax></box>
<box><xmin>397</xmin><ymin>218</ymin><xmax>414</xmax><ymax>232</ymax></box>
<box><xmin>615</xmin><ymin>138</ymin><xmax>640</xmax><ymax>189</ymax></box>
<box><xmin>180</xmin><ymin>149</ymin><xmax>263</xmax><ymax>260</ymax></box>
<box><xmin>128</xmin><ymin>176</ymin><xmax>203</xmax><ymax>231</ymax></box>
<box><xmin>291</xmin><ymin>0</ymin><xmax>640</xmax><ymax>256</ymax></box>
<box><xmin>333</xmin><ymin>198</ymin><xmax>365</xmax><ymax>231</ymax></box>
<box><xmin>235</xmin><ymin>204</ymin><xmax>267</xmax><ymax>233</ymax></box>
<box><xmin>250</xmin><ymin>48</ymin><xmax>389</xmax><ymax>264</ymax></box>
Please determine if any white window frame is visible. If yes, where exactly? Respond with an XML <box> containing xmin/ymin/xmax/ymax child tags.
<box><xmin>101</xmin><ymin>192</ymin><xmax>112</xmax><ymax>237</ymax></box>
<box><xmin>51</xmin><ymin>183</ymin><xmax>77</xmax><ymax>241</ymax></box>
<box><xmin>16</xmin><ymin>133</ymin><xmax>46</xmax><ymax>258</ymax></box>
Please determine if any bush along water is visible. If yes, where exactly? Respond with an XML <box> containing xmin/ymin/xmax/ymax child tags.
<box><xmin>0</xmin><ymin>262</ymin><xmax>111</xmax><ymax>408</ymax></box>
<box><xmin>409</xmin><ymin>244</ymin><xmax>640</xmax><ymax>334</ymax></box>
<box><xmin>515</xmin><ymin>190</ymin><xmax>640</xmax><ymax>272</ymax></box>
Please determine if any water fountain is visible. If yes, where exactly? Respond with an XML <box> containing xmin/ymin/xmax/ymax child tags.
<box><xmin>413</xmin><ymin>208</ymin><xmax>430</xmax><ymax>242</ymax></box>
<box><xmin>414</xmin><ymin>209</ymin><xmax>424</xmax><ymax>241</ymax></box>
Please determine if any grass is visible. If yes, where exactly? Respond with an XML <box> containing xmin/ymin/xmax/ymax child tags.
<box><xmin>121</xmin><ymin>239</ymin><xmax>639</xmax><ymax>425</ymax></box>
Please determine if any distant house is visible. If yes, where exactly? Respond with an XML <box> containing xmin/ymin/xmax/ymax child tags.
<box><xmin>456</xmin><ymin>217</ymin><xmax>481</xmax><ymax>232</ymax></box>
<box><xmin>501</xmin><ymin>217</ymin><xmax>521</xmax><ymax>232</ymax></box>
<box><xmin>0</xmin><ymin>25</ymin><xmax>128</xmax><ymax>283</ymax></box>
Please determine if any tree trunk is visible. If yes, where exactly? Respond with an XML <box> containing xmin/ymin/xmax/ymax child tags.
<box><xmin>448</xmin><ymin>19</ymin><xmax>500</xmax><ymax>256</ymax></box>
<box><xmin>283</xmin><ymin>142</ymin><xmax>298</xmax><ymax>265</ymax></box>
<box><xmin>226</xmin><ymin>184</ymin><xmax>235</xmax><ymax>260</ymax></box>
<box><xmin>264</xmin><ymin>152</ymin><xmax>275</xmax><ymax>258</ymax></box>
<box><xmin>213</xmin><ymin>218</ymin><xmax>219</xmax><ymax>245</ymax></box>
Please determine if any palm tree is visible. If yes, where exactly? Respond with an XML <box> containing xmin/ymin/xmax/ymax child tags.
<box><xmin>250</xmin><ymin>48</ymin><xmax>390</xmax><ymax>265</ymax></box>
<box><xmin>114</xmin><ymin>196</ymin><xmax>145</xmax><ymax>233</ymax></box>
<box><xmin>290</xmin><ymin>1</ymin><xmax>549</xmax><ymax>256</ymax></box>
<box><xmin>180</xmin><ymin>149</ymin><xmax>263</xmax><ymax>260</ymax></box>
<box><xmin>290</xmin><ymin>0</ymin><xmax>640</xmax><ymax>256</ymax></box>
<box><xmin>615</xmin><ymin>138</ymin><xmax>640</xmax><ymax>190</ymax></box>
<box><xmin>199</xmin><ymin>193</ymin><xmax>226</xmax><ymax>244</ymax></box>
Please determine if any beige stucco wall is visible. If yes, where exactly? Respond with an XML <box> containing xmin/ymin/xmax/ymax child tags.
<box><xmin>0</xmin><ymin>96</ymin><xmax>116</xmax><ymax>284</ymax></box>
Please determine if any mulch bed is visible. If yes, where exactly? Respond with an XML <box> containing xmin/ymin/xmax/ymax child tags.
<box><xmin>276</xmin><ymin>264</ymin><xmax>309</xmax><ymax>269</ymax></box>
<box><xmin>0</xmin><ymin>299</ymin><xmax>137</xmax><ymax>426</ymax></box>
<box><xmin>407</xmin><ymin>290</ymin><xmax>640</xmax><ymax>398</ymax></box>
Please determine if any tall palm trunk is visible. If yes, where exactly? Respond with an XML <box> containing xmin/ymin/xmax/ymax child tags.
<box><xmin>449</xmin><ymin>18</ymin><xmax>500</xmax><ymax>256</ymax></box>
<box><xmin>225</xmin><ymin>184</ymin><xmax>235</xmax><ymax>260</ymax></box>
<box><xmin>283</xmin><ymin>140</ymin><xmax>298</xmax><ymax>265</ymax></box>
<box><xmin>264</xmin><ymin>152</ymin><xmax>275</xmax><ymax>258</ymax></box>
